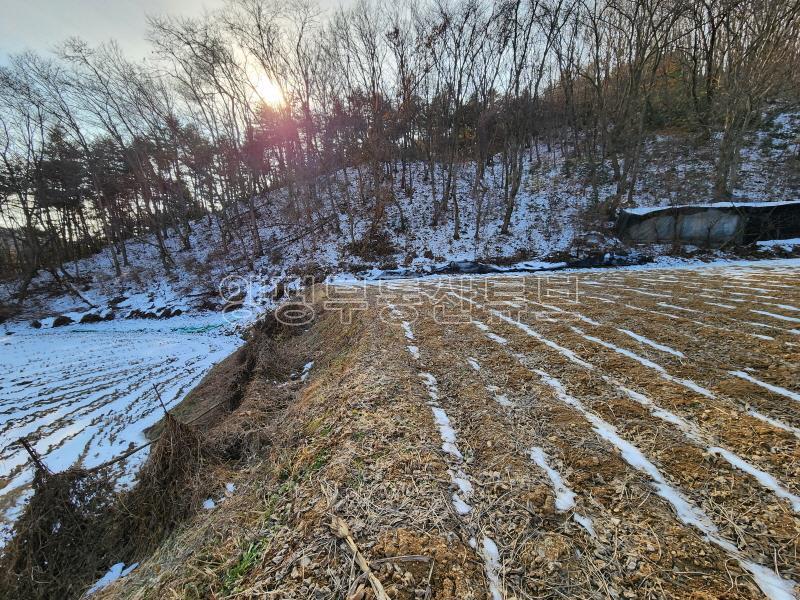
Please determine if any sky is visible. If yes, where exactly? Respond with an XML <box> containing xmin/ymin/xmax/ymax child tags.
<box><xmin>0</xmin><ymin>0</ymin><xmax>228</xmax><ymax>61</ymax></box>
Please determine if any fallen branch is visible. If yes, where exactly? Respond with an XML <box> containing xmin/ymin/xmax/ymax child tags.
<box><xmin>330</xmin><ymin>516</ymin><xmax>390</xmax><ymax>600</ymax></box>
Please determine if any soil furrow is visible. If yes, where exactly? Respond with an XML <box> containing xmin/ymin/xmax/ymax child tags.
<box><xmin>418</xmin><ymin>287</ymin><xmax>800</xmax><ymax>583</ymax></box>
<box><xmin>401</xmin><ymin>298</ymin><xmax>760</xmax><ymax>598</ymax></box>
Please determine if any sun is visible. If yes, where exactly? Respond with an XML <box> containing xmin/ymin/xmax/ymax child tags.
<box><xmin>253</xmin><ymin>75</ymin><xmax>285</xmax><ymax>107</ymax></box>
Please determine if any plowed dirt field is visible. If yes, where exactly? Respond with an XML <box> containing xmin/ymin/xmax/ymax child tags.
<box><xmin>94</xmin><ymin>261</ymin><xmax>800</xmax><ymax>599</ymax></box>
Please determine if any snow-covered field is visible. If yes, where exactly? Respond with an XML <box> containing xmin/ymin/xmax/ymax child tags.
<box><xmin>0</xmin><ymin>314</ymin><xmax>243</xmax><ymax>542</ymax></box>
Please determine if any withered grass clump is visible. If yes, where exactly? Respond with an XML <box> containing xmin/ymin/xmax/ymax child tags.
<box><xmin>0</xmin><ymin>415</ymin><xmax>211</xmax><ymax>600</ymax></box>
<box><xmin>0</xmin><ymin>466</ymin><xmax>117</xmax><ymax>600</ymax></box>
<box><xmin>115</xmin><ymin>415</ymin><xmax>209</xmax><ymax>557</ymax></box>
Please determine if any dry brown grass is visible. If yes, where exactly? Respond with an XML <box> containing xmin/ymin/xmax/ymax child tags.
<box><xmin>87</xmin><ymin>291</ymin><xmax>486</xmax><ymax>600</ymax></box>
<box><xmin>0</xmin><ymin>414</ymin><xmax>209</xmax><ymax>600</ymax></box>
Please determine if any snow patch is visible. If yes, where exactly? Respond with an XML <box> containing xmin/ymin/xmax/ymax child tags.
<box><xmin>453</xmin><ymin>291</ymin><xmax>593</xmax><ymax>369</ymax></box>
<box><xmin>571</xmin><ymin>326</ymin><xmax>713</xmax><ymax>398</ymax></box>
<box><xmin>747</xmin><ymin>410</ymin><xmax>800</xmax><ymax>439</ymax></box>
<box><xmin>452</xmin><ymin>494</ymin><xmax>472</xmax><ymax>515</ymax></box>
<box><xmin>300</xmin><ymin>361</ymin><xmax>314</xmax><ymax>382</ymax></box>
<box><xmin>480</xmin><ymin>537</ymin><xmax>504</xmax><ymax>600</ymax></box>
<box><xmin>86</xmin><ymin>562</ymin><xmax>138</xmax><ymax>595</ymax></box>
<box><xmin>486</xmin><ymin>385</ymin><xmax>513</xmax><ymax>407</ymax></box>
<box><xmin>757</xmin><ymin>238</ymin><xmax>800</xmax><ymax>250</ymax></box>
<box><xmin>730</xmin><ymin>371</ymin><xmax>800</xmax><ymax>403</ymax></box>
<box><xmin>0</xmin><ymin>315</ymin><xmax>242</xmax><ymax>534</ymax></box>
<box><xmin>711</xmin><ymin>447</ymin><xmax>800</xmax><ymax>512</ymax></box>
<box><xmin>529</xmin><ymin>446</ymin><xmax>576</xmax><ymax>512</ymax></box>
<box><xmin>617</xmin><ymin>329</ymin><xmax>685</xmax><ymax>357</ymax></box>
<box><xmin>452</xmin><ymin>472</ymin><xmax>473</xmax><ymax>496</ymax></box>
<box><xmin>573</xmin><ymin>513</ymin><xmax>596</xmax><ymax>537</ymax></box>
<box><xmin>628</xmin><ymin>288</ymin><xmax>672</xmax><ymax>299</ymax></box>
<box><xmin>405</xmin><ymin>320</ymin><xmax>478</xmax><ymax>522</ymax></box>
<box><xmin>658</xmin><ymin>302</ymin><xmax>700</xmax><ymax>314</ymax></box>
<box><xmin>418</xmin><ymin>373</ymin><xmax>466</xmax><ymax>474</ymax></box>
<box><xmin>750</xmin><ymin>309</ymin><xmax>800</xmax><ymax>324</ymax></box>
<box><xmin>473</xmin><ymin>319</ymin><xmax>509</xmax><ymax>345</ymax></box>
<box><xmin>704</xmin><ymin>301</ymin><xmax>736</xmax><ymax>309</ymax></box>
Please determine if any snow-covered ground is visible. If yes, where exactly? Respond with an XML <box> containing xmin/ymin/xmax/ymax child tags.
<box><xmin>758</xmin><ymin>238</ymin><xmax>800</xmax><ymax>250</ymax></box>
<box><xmin>0</xmin><ymin>313</ymin><xmax>244</xmax><ymax>543</ymax></box>
<box><xmin>0</xmin><ymin>150</ymin><xmax>584</xmax><ymax>326</ymax></box>
<box><xmin>631</xmin><ymin>111</ymin><xmax>800</xmax><ymax>209</ymax></box>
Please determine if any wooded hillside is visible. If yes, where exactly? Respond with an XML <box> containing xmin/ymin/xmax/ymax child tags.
<box><xmin>1</xmin><ymin>0</ymin><xmax>799</xmax><ymax>299</ymax></box>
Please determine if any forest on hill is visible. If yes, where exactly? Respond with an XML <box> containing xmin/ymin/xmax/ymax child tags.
<box><xmin>1</xmin><ymin>0</ymin><xmax>799</xmax><ymax>305</ymax></box>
